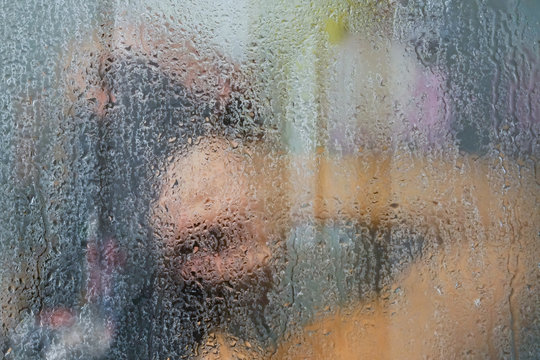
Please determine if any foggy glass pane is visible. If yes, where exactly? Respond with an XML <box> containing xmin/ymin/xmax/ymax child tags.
<box><xmin>1</xmin><ymin>1</ymin><xmax>538</xmax><ymax>359</ymax></box>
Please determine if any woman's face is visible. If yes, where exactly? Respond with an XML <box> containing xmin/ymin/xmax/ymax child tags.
<box><xmin>154</xmin><ymin>138</ymin><xmax>276</xmax><ymax>285</ymax></box>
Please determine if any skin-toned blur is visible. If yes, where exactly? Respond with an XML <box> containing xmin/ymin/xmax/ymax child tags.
<box><xmin>157</xmin><ymin>136</ymin><xmax>538</xmax><ymax>360</ymax></box>
<box><xmin>154</xmin><ymin>138</ymin><xmax>285</xmax><ymax>285</ymax></box>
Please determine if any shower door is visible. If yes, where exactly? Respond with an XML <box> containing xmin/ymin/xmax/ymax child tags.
<box><xmin>1</xmin><ymin>1</ymin><xmax>538</xmax><ymax>359</ymax></box>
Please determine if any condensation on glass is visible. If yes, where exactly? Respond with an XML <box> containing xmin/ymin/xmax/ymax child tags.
<box><xmin>0</xmin><ymin>0</ymin><xmax>538</xmax><ymax>359</ymax></box>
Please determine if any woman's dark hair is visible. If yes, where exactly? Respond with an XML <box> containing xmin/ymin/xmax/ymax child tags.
<box><xmin>81</xmin><ymin>53</ymin><xmax>274</xmax><ymax>358</ymax></box>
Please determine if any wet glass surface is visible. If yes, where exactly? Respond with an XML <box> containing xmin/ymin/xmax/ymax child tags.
<box><xmin>1</xmin><ymin>1</ymin><xmax>539</xmax><ymax>359</ymax></box>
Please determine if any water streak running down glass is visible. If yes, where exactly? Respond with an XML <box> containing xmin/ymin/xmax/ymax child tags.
<box><xmin>0</xmin><ymin>1</ymin><xmax>539</xmax><ymax>359</ymax></box>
